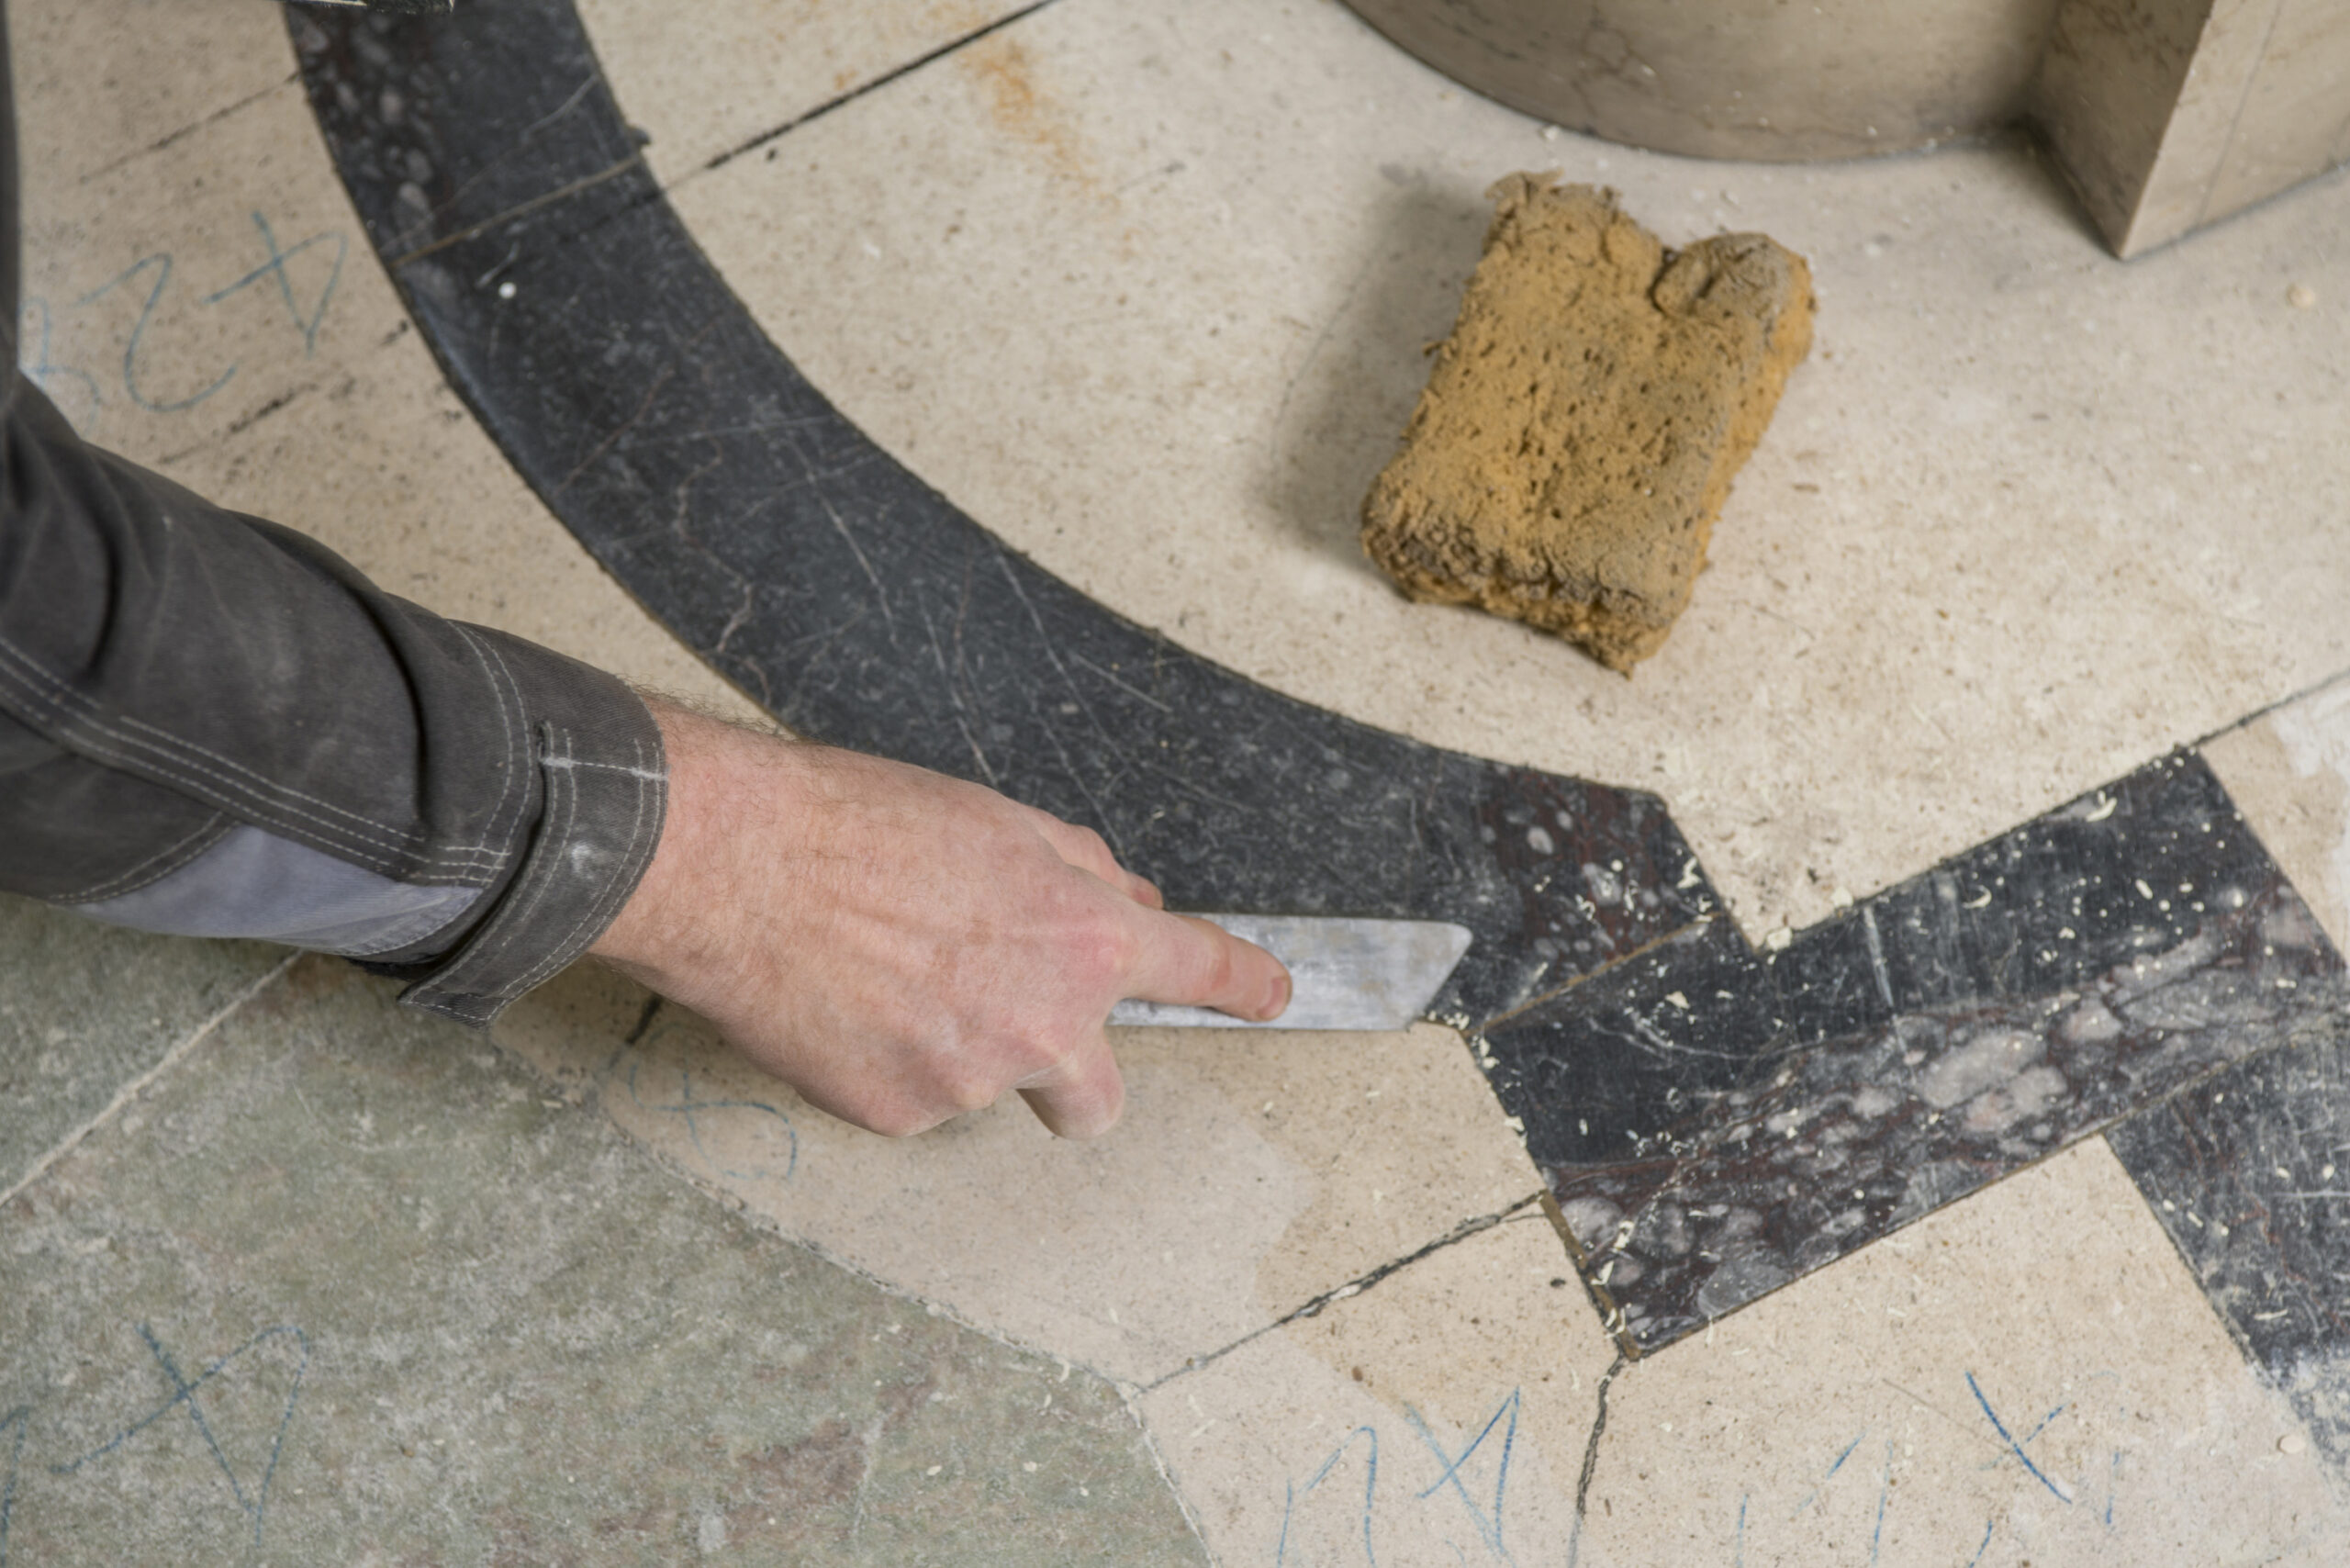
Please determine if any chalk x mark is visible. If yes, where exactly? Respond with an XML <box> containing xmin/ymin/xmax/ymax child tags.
<box><xmin>52</xmin><ymin>1323</ymin><xmax>309</xmax><ymax>1549</ymax></box>
<box><xmin>1966</xmin><ymin>1372</ymin><xmax>2073</xmax><ymax>1503</ymax></box>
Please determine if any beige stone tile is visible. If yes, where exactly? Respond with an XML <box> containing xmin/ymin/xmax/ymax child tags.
<box><xmin>577</xmin><ymin>0</ymin><xmax>1035</xmax><ymax>184</ymax></box>
<box><xmin>2202</xmin><ymin>678</ymin><xmax>2350</xmax><ymax>951</ymax></box>
<box><xmin>10</xmin><ymin>0</ymin><xmax>296</xmax><ymax>188</ymax></box>
<box><xmin>671</xmin><ymin>0</ymin><xmax>2350</xmax><ymax>943</ymax></box>
<box><xmin>1137</xmin><ymin>1215</ymin><xmax>1613</xmax><ymax>1568</ymax></box>
<box><xmin>12</xmin><ymin>0</ymin><xmax>755</xmax><ymax>719</ymax></box>
<box><xmin>494</xmin><ymin>961</ymin><xmax>1547</xmax><ymax>1386</ymax></box>
<box><xmin>1581</xmin><ymin>1141</ymin><xmax>2349</xmax><ymax>1565</ymax></box>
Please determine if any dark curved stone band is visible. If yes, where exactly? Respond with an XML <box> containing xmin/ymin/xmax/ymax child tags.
<box><xmin>284</xmin><ymin>1</ymin><xmax>1715</xmax><ymax>1041</ymax></box>
<box><xmin>287</xmin><ymin>0</ymin><xmax>2350</xmax><ymax>1379</ymax></box>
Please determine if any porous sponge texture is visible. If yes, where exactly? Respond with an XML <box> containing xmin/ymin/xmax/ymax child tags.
<box><xmin>1361</xmin><ymin>176</ymin><xmax>1815</xmax><ymax>673</ymax></box>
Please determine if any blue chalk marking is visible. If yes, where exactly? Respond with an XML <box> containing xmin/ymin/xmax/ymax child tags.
<box><xmin>1407</xmin><ymin>1390</ymin><xmax>1520</xmax><ymax>1562</ymax></box>
<box><xmin>2106</xmin><ymin>1449</ymin><xmax>2120</xmax><ymax>1529</ymax></box>
<box><xmin>1869</xmin><ymin>1441</ymin><xmax>1892</xmax><ymax>1564</ymax></box>
<box><xmin>621</xmin><ymin>1056</ymin><xmax>798</xmax><ymax>1182</ymax></box>
<box><xmin>1965</xmin><ymin>1372</ymin><xmax>2072</xmax><ymax>1504</ymax></box>
<box><xmin>77</xmin><ymin>256</ymin><xmax>236</xmax><ymax>413</ymax></box>
<box><xmin>1733</xmin><ymin>1494</ymin><xmax>1746</xmax><ymax>1568</ymax></box>
<box><xmin>0</xmin><ymin>1406</ymin><xmax>27</xmax><ymax>1568</ymax></box>
<box><xmin>52</xmin><ymin>1323</ymin><xmax>309</xmax><ymax>1549</ymax></box>
<box><xmin>1963</xmin><ymin>1518</ymin><xmax>1994</xmax><ymax>1567</ymax></box>
<box><xmin>2016</xmin><ymin>1403</ymin><xmax>2069</xmax><ymax>1446</ymax></box>
<box><xmin>1790</xmin><ymin>1428</ymin><xmax>1867</xmax><ymax>1518</ymax></box>
<box><xmin>17</xmin><ymin>298</ymin><xmax>102</xmax><ymax>413</ymax></box>
<box><xmin>1275</xmin><ymin>1425</ymin><xmax>1379</xmax><ymax>1566</ymax></box>
<box><xmin>204</xmin><ymin>214</ymin><xmax>347</xmax><ymax>359</ymax></box>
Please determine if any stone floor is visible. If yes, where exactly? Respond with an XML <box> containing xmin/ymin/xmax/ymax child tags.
<box><xmin>6</xmin><ymin>0</ymin><xmax>2350</xmax><ymax>1562</ymax></box>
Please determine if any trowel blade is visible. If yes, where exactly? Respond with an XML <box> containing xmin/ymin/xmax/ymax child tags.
<box><xmin>1108</xmin><ymin>914</ymin><xmax>1472</xmax><ymax>1031</ymax></box>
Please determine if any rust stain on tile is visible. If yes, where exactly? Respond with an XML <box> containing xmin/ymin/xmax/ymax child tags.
<box><xmin>959</xmin><ymin>34</ymin><xmax>1099</xmax><ymax>195</ymax></box>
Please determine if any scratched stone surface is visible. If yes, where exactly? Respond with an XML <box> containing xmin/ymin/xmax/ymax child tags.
<box><xmin>1581</xmin><ymin>1141</ymin><xmax>2350</xmax><ymax>1567</ymax></box>
<box><xmin>285</xmin><ymin>0</ymin><xmax>1719</xmax><ymax>1036</ymax></box>
<box><xmin>1489</xmin><ymin>753</ymin><xmax>2350</xmax><ymax>1352</ymax></box>
<box><xmin>0</xmin><ymin>894</ymin><xmax>282</xmax><ymax>1193</ymax></box>
<box><xmin>0</xmin><ymin>958</ymin><xmax>1207</xmax><ymax>1565</ymax></box>
<box><xmin>2109</xmin><ymin>1020</ymin><xmax>2350</xmax><ymax>1474</ymax></box>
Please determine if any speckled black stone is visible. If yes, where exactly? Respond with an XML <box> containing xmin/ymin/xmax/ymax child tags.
<box><xmin>2109</xmin><ymin>1014</ymin><xmax>2350</xmax><ymax>1469</ymax></box>
<box><xmin>285</xmin><ymin>0</ymin><xmax>1714</xmax><ymax>1029</ymax></box>
<box><xmin>1493</xmin><ymin>754</ymin><xmax>2347</xmax><ymax>1352</ymax></box>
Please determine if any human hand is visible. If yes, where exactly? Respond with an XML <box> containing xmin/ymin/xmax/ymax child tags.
<box><xmin>588</xmin><ymin>700</ymin><xmax>1291</xmax><ymax>1138</ymax></box>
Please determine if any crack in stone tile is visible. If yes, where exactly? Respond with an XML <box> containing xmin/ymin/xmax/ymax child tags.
<box><xmin>0</xmin><ymin>952</ymin><xmax>298</xmax><ymax>1208</ymax></box>
<box><xmin>1142</xmin><ymin>1190</ymin><xmax>1550</xmax><ymax>1393</ymax></box>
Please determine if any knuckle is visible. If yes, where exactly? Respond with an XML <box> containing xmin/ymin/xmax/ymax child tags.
<box><xmin>1199</xmin><ymin>940</ymin><xmax>1237</xmax><ymax>995</ymax></box>
<box><xmin>868</xmin><ymin>1103</ymin><xmax>931</xmax><ymax>1139</ymax></box>
<box><xmin>941</xmin><ymin>1060</ymin><xmax>1003</xmax><ymax>1114</ymax></box>
<box><xmin>1088</xmin><ymin>921</ymin><xmax>1143</xmax><ymax>980</ymax></box>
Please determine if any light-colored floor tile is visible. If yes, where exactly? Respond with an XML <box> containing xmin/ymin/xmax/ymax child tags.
<box><xmin>2204</xmin><ymin>678</ymin><xmax>2350</xmax><ymax>952</ymax></box>
<box><xmin>10</xmin><ymin>0</ymin><xmax>295</xmax><ymax>188</ymax></box>
<box><xmin>672</xmin><ymin>0</ymin><xmax>2350</xmax><ymax>939</ymax></box>
<box><xmin>0</xmin><ymin>958</ymin><xmax>1207</xmax><ymax>1564</ymax></box>
<box><xmin>1580</xmin><ymin>1140</ymin><xmax>2349</xmax><ymax>1566</ymax></box>
<box><xmin>0</xmin><ymin>896</ymin><xmax>284</xmax><ymax>1199</ymax></box>
<box><xmin>581</xmin><ymin>0</ymin><xmax>1036</xmax><ymax>184</ymax></box>
<box><xmin>13</xmin><ymin>0</ymin><xmax>756</xmax><ymax>720</ymax></box>
<box><xmin>1138</xmin><ymin>1215</ymin><xmax>1613</xmax><ymax>1568</ymax></box>
<box><xmin>496</xmin><ymin>962</ymin><xmax>1549</xmax><ymax>1386</ymax></box>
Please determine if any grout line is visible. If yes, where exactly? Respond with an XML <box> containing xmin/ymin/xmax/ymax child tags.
<box><xmin>0</xmin><ymin>952</ymin><xmax>299</xmax><ymax>1209</ymax></box>
<box><xmin>690</xmin><ymin>0</ymin><xmax>1062</xmax><ymax>181</ymax></box>
<box><xmin>2189</xmin><ymin>661</ymin><xmax>2350</xmax><ymax>752</ymax></box>
<box><xmin>1140</xmin><ymin>1190</ymin><xmax>1549</xmax><ymax>1393</ymax></box>
<box><xmin>1480</xmin><ymin>663</ymin><xmax>2350</xmax><ymax>1048</ymax></box>
<box><xmin>1127</xmin><ymin>1391</ymin><xmax>1223</xmax><ymax>1568</ymax></box>
<box><xmin>1485</xmin><ymin>664</ymin><xmax>2350</xmax><ymax>1048</ymax></box>
<box><xmin>1566</xmin><ymin>1352</ymin><xmax>1630</xmax><ymax>1568</ymax></box>
<box><xmin>74</xmin><ymin>69</ymin><xmax>300</xmax><ymax>186</ymax></box>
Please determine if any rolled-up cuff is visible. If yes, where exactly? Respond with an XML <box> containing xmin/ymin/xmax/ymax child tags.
<box><xmin>365</xmin><ymin>630</ymin><xmax>666</xmax><ymax>1027</ymax></box>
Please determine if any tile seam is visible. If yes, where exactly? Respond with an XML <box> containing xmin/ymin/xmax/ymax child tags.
<box><xmin>1137</xmin><ymin>1190</ymin><xmax>1550</xmax><ymax>1394</ymax></box>
<box><xmin>72</xmin><ymin>68</ymin><xmax>302</xmax><ymax>187</ymax></box>
<box><xmin>688</xmin><ymin>0</ymin><xmax>1065</xmax><ymax>183</ymax></box>
<box><xmin>1565</xmin><ymin>1351</ymin><xmax>1631</xmax><ymax>1568</ymax></box>
<box><xmin>0</xmin><ymin>950</ymin><xmax>299</xmax><ymax>1209</ymax></box>
<box><xmin>2191</xmin><ymin>661</ymin><xmax>2350</xmax><ymax>752</ymax></box>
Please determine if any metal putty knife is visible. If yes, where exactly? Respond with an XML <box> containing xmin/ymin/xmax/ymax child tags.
<box><xmin>1108</xmin><ymin>914</ymin><xmax>1472</xmax><ymax>1031</ymax></box>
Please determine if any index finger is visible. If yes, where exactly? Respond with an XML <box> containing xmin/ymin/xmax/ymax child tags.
<box><xmin>1120</xmin><ymin>909</ymin><xmax>1292</xmax><ymax>1022</ymax></box>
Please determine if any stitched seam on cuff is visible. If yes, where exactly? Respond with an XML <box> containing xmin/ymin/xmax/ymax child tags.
<box><xmin>401</xmin><ymin>721</ymin><xmax>665</xmax><ymax>1024</ymax></box>
<box><xmin>498</xmin><ymin>731</ymin><xmax>662</xmax><ymax>998</ymax></box>
<box><xmin>451</xmin><ymin>623</ymin><xmax>534</xmax><ymax>873</ymax></box>
<box><xmin>419</xmin><ymin>722</ymin><xmax>581</xmax><ymax>998</ymax></box>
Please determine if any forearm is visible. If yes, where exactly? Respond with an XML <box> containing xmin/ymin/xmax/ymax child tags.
<box><xmin>0</xmin><ymin>371</ymin><xmax>668</xmax><ymax>1022</ymax></box>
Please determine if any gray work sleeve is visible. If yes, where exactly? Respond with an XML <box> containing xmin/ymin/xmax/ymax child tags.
<box><xmin>0</xmin><ymin>6</ymin><xmax>666</xmax><ymax>1025</ymax></box>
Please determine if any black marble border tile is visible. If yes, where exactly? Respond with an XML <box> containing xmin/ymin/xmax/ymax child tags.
<box><xmin>285</xmin><ymin>0</ymin><xmax>1717</xmax><ymax>1030</ymax></box>
<box><xmin>2108</xmin><ymin>1004</ymin><xmax>2350</xmax><ymax>1470</ymax></box>
<box><xmin>1490</xmin><ymin>754</ymin><xmax>2348</xmax><ymax>1352</ymax></box>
